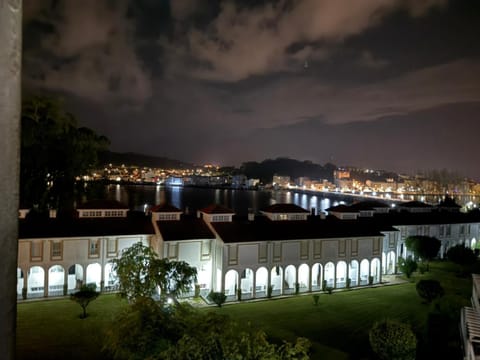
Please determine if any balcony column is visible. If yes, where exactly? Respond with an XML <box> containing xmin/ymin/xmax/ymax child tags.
<box><xmin>0</xmin><ymin>1</ymin><xmax>22</xmax><ymax>359</ymax></box>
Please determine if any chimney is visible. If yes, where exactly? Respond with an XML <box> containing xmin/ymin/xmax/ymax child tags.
<box><xmin>248</xmin><ymin>208</ymin><xmax>255</xmax><ymax>221</ymax></box>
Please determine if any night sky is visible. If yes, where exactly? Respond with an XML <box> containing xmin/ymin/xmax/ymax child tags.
<box><xmin>23</xmin><ymin>0</ymin><xmax>480</xmax><ymax>179</ymax></box>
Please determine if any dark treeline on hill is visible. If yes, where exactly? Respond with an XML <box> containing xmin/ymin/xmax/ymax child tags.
<box><xmin>240</xmin><ymin>158</ymin><xmax>336</xmax><ymax>184</ymax></box>
<box><xmin>99</xmin><ymin>151</ymin><xmax>192</xmax><ymax>169</ymax></box>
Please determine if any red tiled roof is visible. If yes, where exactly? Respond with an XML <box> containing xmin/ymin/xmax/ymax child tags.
<box><xmin>150</xmin><ymin>203</ymin><xmax>182</xmax><ymax>213</ymax></box>
<box><xmin>76</xmin><ymin>199</ymin><xmax>128</xmax><ymax>210</ymax></box>
<box><xmin>200</xmin><ymin>204</ymin><xmax>235</xmax><ymax>214</ymax></box>
<box><xmin>261</xmin><ymin>203</ymin><xmax>309</xmax><ymax>213</ymax></box>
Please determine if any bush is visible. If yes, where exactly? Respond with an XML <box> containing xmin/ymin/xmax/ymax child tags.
<box><xmin>416</xmin><ymin>279</ymin><xmax>444</xmax><ymax>303</ymax></box>
<box><xmin>322</xmin><ymin>280</ymin><xmax>327</xmax><ymax>291</ymax></box>
<box><xmin>295</xmin><ymin>282</ymin><xmax>300</xmax><ymax>295</ymax></box>
<box><xmin>418</xmin><ymin>263</ymin><xmax>428</xmax><ymax>274</ymax></box>
<box><xmin>369</xmin><ymin>319</ymin><xmax>417</xmax><ymax>360</ymax></box>
<box><xmin>325</xmin><ymin>286</ymin><xmax>334</xmax><ymax>294</ymax></box>
<box><xmin>237</xmin><ymin>288</ymin><xmax>242</xmax><ymax>301</ymax></box>
<box><xmin>207</xmin><ymin>291</ymin><xmax>227</xmax><ymax>307</ymax></box>
<box><xmin>398</xmin><ymin>257</ymin><xmax>417</xmax><ymax>278</ymax></box>
<box><xmin>194</xmin><ymin>284</ymin><xmax>201</xmax><ymax>298</ymax></box>
<box><xmin>313</xmin><ymin>294</ymin><xmax>320</xmax><ymax>306</ymax></box>
<box><xmin>267</xmin><ymin>285</ymin><xmax>273</xmax><ymax>298</ymax></box>
<box><xmin>368</xmin><ymin>276</ymin><xmax>374</xmax><ymax>285</ymax></box>
<box><xmin>346</xmin><ymin>278</ymin><xmax>351</xmax><ymax>289</ymax></box>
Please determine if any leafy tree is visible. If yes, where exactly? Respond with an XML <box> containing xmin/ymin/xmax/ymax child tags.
<box><xmin>111</xmin><ymin>242</ymin><xmax>197</xmax><ymax>303</ymax></box>
<box><xmin>153</xmin><ymin>259</ymin><xmax>197</xmax><ymax>303</ymax></box>
<box><xmin>405</xmin><ymin>236</ymin><xmax>441</xmax><ymax>263</ymax></box>
<box><xmin>105</xmin><ymin>302</ymin><xmax>311</xmax><ymax>360</ymax></box>
<box><xmin>207</xmin><ymin>291</ymin><xmax>227</xmax><ymax>307</ymax></box>
<box><xmin>369</xmin><ymin>319</ymin><xmax>417</xmax><ymax>360</ymax></box>
<box><xmin>447</xmin><ymin>244</ymin><xmax>477</xmax><ymax>266</ymax></box>
<box><xmin>70</xmin><ymin>283</ymin><xmax>100</xmax><ymax>319</ymax></box>
<box><xmin>398</xmin><ymin>257</ymin><xmax>417</xmax><ymax>278</ymax></box>
<box><xmin>20</xmin><ymin>95</ymin><xmax>109</xmax><ymax>212</ymax></box>
<box><xmin>416</xmin><ymin>279</ymin><xmax>444</xmax><ymax>303</ymax></box>
<box><xmin>111</xmin><ymin>242</ymin><xmax>160</xmax><ymax>302</ymax></box>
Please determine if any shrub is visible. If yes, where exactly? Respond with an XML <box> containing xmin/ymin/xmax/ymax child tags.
<box><xmin>63</xmin><ymin>284</ymin><xmax>68</xmax><ymax>296</ymax></box>
<box><xmin>346</xmin><ymin>278</ymin><xmax>351</xmax><ymax>289</ymax></box>
<box><xmin>325</xmin><ymin>286</ymin><xmax>334</xmax><ymax>294</ymax></box>
<box><xmin>369</xmin><ymin>319</ymin><xmax>417</xmax><ymax>360</ymax></box>
<box><xmin>194</xmin><ymin>284</ymin><xmax>201</xmax><ymax>298</ymax></box>
<box><xmin>237</xmin><ymin>288</ymin><xmax>242</xmax><ymax>301</ymax></box>
<box><xmin>418</xmin><ymin>263</ymin><xmax>428</xmax><ymax>274</ymax></box>
<box><xmin>398</xmin><ymin>257</ymin><xmax>417</xmax><ymax>278</ymax></box>
<box><xmin>207</xmin><ymin>291</ymin><xmax>227</xmax><ymax>307</ymax></box>
<box><xmin>322</xmin><ymin>280</ymin><xmax>327</xmax><ymax>291</ymax></box>
<box><xmin>368</xmin><ymin>276</ymin><xmax>374</xmax><ymax>285</ymax></box>
<box><xmin>313</xmin><ymin>294</ymin><xmax>320</xmax><ymax>306</ymax></box>
<box><xmin>267</xmin><ymin>284</ymin><xmax>273</xmax><ymax>298</ymax></box>
<box><xmin>416</xmin><ymin>279</ymin><xmax>444</xmax><ymax>303</ymax></box>
<box><xmin>295</xmin><ymin>282</ymin><xmax>300</xmax><ymax>295</ymax></box>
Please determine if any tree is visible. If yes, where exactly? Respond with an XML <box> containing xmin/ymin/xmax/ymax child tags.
<box><xmin>447</xmin><ymin>244</ymin><xmax>477</xmax><ymax>266</ymax></box>
<box><xmin>405</xmin><ymin>236</ymin><xmax>441</xmax><ymax>263</ymax></box>
<box><xmin>398</xmin><ymin>257</ymin><xmax>417</xmax><ymax>278</ymax></box>
<box><xmin>111</xmin><ymin>242</ymin><xmax>197</xmax><ymax>303</ymax></box>
<box><xmin>208</xmin><ymin>291</ymin><xmax>227</xmax><ymax>307</ymax></box>
<box><xmin>70</xmin><ymin>283</ymin><xmax>100</xmax><ymax>319</ymax></box>
<box><xmin>416</xmin><ymin>279</ymin><xmax>444</xmax><ymax>303</ymax></box>
<box><xmin>104</xmin><ymin>302</ymin><xmax>311</xmax><ymax>360</ymax></box>
<box><xmin>369</xmin><ymin>319</ymin><xmax>417</xmax><ymax>360</ymax></box>
<box><xmin>111</xmin><ymin>242</ymin><xmax>160</xmax><ymax>302</ymax></box>
<box><xmin>20</xmin><ymin>95</ymin><xmax>109</xmax><ymax>212</ymax></box>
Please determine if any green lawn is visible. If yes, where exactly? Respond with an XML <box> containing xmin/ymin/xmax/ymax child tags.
<box><xmin>17</xmin><ymin>262</ymin><xmax>473</xmax><ymax>360</ymax></box>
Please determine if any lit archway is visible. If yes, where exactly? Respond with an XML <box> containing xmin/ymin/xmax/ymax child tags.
<box><xmin>298</xmin><ymin>264</ymin><xmax>309</xmax><ymax>293</ymax></box>
<box><xmin>270</xmin><ymin>266</ymin><xmax>283</xmax><ymax>296</ymax></box>
<box><xmin>255</xmin><ymin>267</ymin><xmax>268</xmax><ymax>298</ymax></box>
<box><xmin>86</xmin><ymin>263</ymin><xmax>101</xmax><ymax>289</ymax></box>
<box><xmin>311</xmin><ymin>263</ymin><xmax>322</xmax><ymax>291</ymax></box>
<box><xmin>224</xmin><ymin>269</ymin><xmax>238</xmax><ymax>297</ymax></box>
<box><xmin>196</xmin><ymin>263</ymin><xmax>212</xmax><ymax>293</ymax></box>
<box><xmin>336</xmin><ymin>261</ymin><xmax>347</xmax><ymax>288</ymax></box>
<box><xmin>284</xmin><ymin>265</ymin><xmax>296</xmax><ymax>293</ymax></box>
<box><xmin>386</xmin><ymin>251</ymin><xmax>396</xmax><ymax>274</ymax></box>
<box><xmin>68</xmin><ymin>264</ymin><xmax>84</xmax><ymax>291</ymax></box>
<box><xmin>360</xmin><ymin>259</ymin><xmax>369</xmax><ymax>285</ymax></box>
<box><xmin>370</xmin><ymin>258</ymin><xmax>381</xmax><ymax>284</ymax></box>
<box><xmin>104</xmin><ymin>262</ymin><xmax>118</xmax><ymax>291</ymax></box>
<box><xmin>240</xmin><ymin>268</ymin><xmax>254</xmax><ymax>298</ymax></box>
<box><xmin>17</xmin><ymin>268</ymin><xmax>24</xmax><ymax>298</ymax></box>
<box><xmin>324</xmin><ymin>262</ymin><xmax>335</xmax><ymax>288</ymax></box>
<box><xmin>349</xmin><ymin>260</ymin><xmax>359</xmax><ymax>287</ymax></box>
<box><xmin>27</xmin><ymin>266</ymin><xmax>44</xmax><ymax>298</ymax></box>
<box><xmin>48</xmin><ymin>265</ymin><xmax>65</xmax><ymax>296</ymax></box>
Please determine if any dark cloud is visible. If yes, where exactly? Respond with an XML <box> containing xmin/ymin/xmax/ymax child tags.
<box><xmin>22</xmin><ymin>0</ymin><xmax>480</xmax><ymax>179</ymax></box>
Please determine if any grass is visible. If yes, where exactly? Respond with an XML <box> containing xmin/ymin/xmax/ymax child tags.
<box><xmin>17</xmin><ymin>261</ymin><xmax>473</xmax><ymax>360</ymax></box>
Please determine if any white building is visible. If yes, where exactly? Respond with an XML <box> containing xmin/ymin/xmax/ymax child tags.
<box><xmin>17</xmin><ymin>198</ymin><xmax>480</xmax><ymax>302</ymax></box>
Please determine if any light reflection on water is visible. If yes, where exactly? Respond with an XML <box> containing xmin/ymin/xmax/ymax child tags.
<box><xmin>101</xmin><ymin>185</ymin><xmax>360</xmax><ymax>215</ymax></box>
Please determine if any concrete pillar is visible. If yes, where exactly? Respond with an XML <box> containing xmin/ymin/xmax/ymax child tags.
<box><xmin>0</xmin><ymin>0</ymin><xmax>22</xmax><ymax>359</ymax></box>
<box><xmin>44</xmin><ymin>267</ymin><xmax>49</xmax><ymax>297</ymax></box>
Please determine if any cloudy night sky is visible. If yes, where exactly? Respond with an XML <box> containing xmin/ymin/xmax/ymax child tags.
<box><xmin>23</xmin><ymin>0</ymin><xmax>480</xmax><ymax>178</ymax></box>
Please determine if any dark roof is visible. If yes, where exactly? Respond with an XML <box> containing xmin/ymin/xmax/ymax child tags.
<box><xmin>150</xmin><ymin>203</ymin><xmax>182</xmax><ymax>213</ymax></box>
<box><xmin>157</xmin><ymin>217</ymin><xmax>215</xmax><ymax>240</ymax></box>
<box><xmin>200</xmin><ymin>204</ymin><xmax>235</xmax><ymax>214</ymax></box>
<box><xmin>367</xmin><ymin>210</ymin><xmax>480</xmax><ymax>228</ymax></box>
<box><xmin>351</xmin><ymin>200</ymin><xmax>390</xmax><ymax>210</ymax></box>
<box><xmin>77</xmin><ymin>199</ymin><xmax>128</xmax><ymax>210</ymax></box>
<box><xmin>326</xmin><ymin>204</ymin><xmax>357</xmax><ymax>213</ymax></box>
<box><xmin>19</xmin><ymin>212</ymin><xmax>154</xmax><ymax>238</ymax></box>
<box><xmin>212</xmin><ymin>216</ymin><xmax>384</xmax><ymax>243</ymax></box>
<box><xmin>398</xmin><ymin>201</ymin><xmax>433</xmax><ymax>208</ymax></box>
<box><xmin>261</xmin><ymin>203</ymin><xmax>309</xmax><ymax>213</ymax></box>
